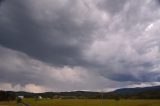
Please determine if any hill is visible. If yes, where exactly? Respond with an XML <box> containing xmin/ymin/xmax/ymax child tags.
<box><xmin>113</xmin><ymin>86</ymin><xmax>160</xmax><ymax>94</ymax></box>
<box><xmin>1</xmin><ymin>85</ymin><xmax>160</xmax><ymax>101</ymax></box>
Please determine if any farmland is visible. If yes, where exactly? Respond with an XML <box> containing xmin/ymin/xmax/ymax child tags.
<box><xmin>0</xmin><ymin>99</ymin><xmax>160</xmax><ymax>106</ymax></box>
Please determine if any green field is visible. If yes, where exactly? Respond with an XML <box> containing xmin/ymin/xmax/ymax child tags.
<box><xmin>0</xmin><ymin>99</ymin><xmax>160</xmax><ymax>106</ymax></box>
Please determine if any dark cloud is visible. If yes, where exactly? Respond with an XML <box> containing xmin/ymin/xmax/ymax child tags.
<box><xmin>0</xmin><ymin>0</ymin><xmax>160</xmax><ymax>92</ymax></box>
<box><xmin>0</xmin><ymin>0</ymin><xmax>96</xmax><ymax>66</ymax></box>
<box><xmin>157</xmin><ymin>0</ymin><xmax>160</xmax><ymax>4</ymax></box>
<box><xmin>97</xmin><ymin>60</ymin><xmax>160</xmax><ymax>82</ymax></box>
<box><xmin>0</xmin><ymin>45</ymin><xmax>124</xmax><ymax>91</ymax></box>
<box><xmin>97</xmin><ymin>0</ymin><xmax>127</xmax><ymax>14</ymax></box>
<box><xmin>0</xmin><ymin>0</ymin><xmax>4</xmax><ymax>4</ymax></box>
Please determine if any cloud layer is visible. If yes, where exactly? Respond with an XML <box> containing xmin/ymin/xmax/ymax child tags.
<box><xmin>0</xmin><ymin>0</ymin><xmax>160</xmax><ymax>92</ymax></box>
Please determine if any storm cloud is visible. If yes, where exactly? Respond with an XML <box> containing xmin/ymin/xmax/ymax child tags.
<box><xmin>0</xmin><ymin>0</ymin><xmax>160</xmax><ymax>92</ymax></box>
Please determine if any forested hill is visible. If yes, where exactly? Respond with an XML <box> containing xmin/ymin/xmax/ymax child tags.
<box><xmin>0</xmin><ymin>86</ymin><xmax>160</xmax><ymax>101</ymax></box>
<box><xmin>112</xmin><ymin>86</ymin><xmax>160</xmax><ymax>99</ymax></box>
<box><xmin>114</xmin><ymin>85</ymin><xmax>160</xmax><ymax>94</ymax></box>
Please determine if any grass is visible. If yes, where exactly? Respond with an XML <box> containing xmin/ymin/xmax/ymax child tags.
<box><xmin>0</xmin><ymin>99</ymin><xmax>160</xmax><ymax>106</ymax></box>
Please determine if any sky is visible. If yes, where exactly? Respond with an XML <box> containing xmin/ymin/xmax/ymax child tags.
<box><xmin>0</xmin><ymin>0</ymin><xmax>160</xmax><ymax>93</ymax></box>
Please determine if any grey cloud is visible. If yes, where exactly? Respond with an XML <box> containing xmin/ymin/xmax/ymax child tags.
<box><xmin>98</xmin><ymin>60</ymin><xmax>160</xmax><ymax>82</ymax></box>
<box><xmin>89</xmin><ymin>0</ymin><xmax>160</xmax><ymax>82</ymax></box>
<box><xmin>97</xmin><ymin>0</ymin><xmax>127</xmax><ymax>14</ymax></box>
<box><xmin>0</xmin><ymin>46</ymin><xmax>44</xmax><ymax>85</ymax></box>
<box><xmin>0</xmin><ymin>0</ymin><xmax>96</xmax><ymax>66</ymax></box>
<box><xmin>0</xmin><ymin>0</ymin><xmax>160</xmax><ymax>92</ymax></box>
<box><xmin>0</xmin><ymin>0</ymin><xmax>4</xmax><ymax>4</ymax></box>
<box><xmin>157</xmin><ymin>0</ymin><xmax>160</xmax><ymax>4</ymax></box>
<box><xmin>0</xmin><ymin>45</ymin><xmax>127</xmax><ymax>91</ymax></box>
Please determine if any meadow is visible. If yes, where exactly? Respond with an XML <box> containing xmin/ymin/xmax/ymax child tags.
<box><xmin>0</xmin><ymin>99</ymin><xmax>160</xmax><ymax>106</ymax></box>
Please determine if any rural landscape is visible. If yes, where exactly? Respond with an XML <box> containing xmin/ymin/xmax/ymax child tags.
<box><xmin>0</xmin><ymin>0</ymin><xmax>160</xmax><ymax>106</ymax></box>
<box><xmin>0</xmin><ymin>86</ymin><xmax>160</xmax><ymax>106</ymax></box>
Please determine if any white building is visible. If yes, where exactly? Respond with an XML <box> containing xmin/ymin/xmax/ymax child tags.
<box><xmin>18</xmin><ymin>96</ymin><xmax>24</xmax><ymax>99</ymax></box>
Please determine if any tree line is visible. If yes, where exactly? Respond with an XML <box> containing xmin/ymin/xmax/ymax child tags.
<box><xmin>0</xmin><ymin>87</ymin><xmax>160</xmax><ymax>101</ymax></box>
<box><xmin>0</xmin><ymin>90</ymin><xmax>16</xmax><ymax>101</ymax></box>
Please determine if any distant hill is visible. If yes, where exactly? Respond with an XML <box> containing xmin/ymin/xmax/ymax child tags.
<box><xmin>15</xmin><ymin>85</ymin><xmax>160</xmax><ymax>99</ymax></box>
<box><xmin>112</xmin><ymin>86</ymin><xmax>160</xmax><ymax>99</ymax></box>
<box><xmin>113</xmin><ymin>86</ymin><xmax>160</xmax><ymax>94</ymax></box>
<box><xmin>1</xmin><ymin>85</ymin><xmax>160</xmax><ymax>100</ymax></box>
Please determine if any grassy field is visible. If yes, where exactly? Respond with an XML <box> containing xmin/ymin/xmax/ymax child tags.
<box><xmin>0</xmin><ymin>99</ymin><xmax>160</xmax><ymax>106</ymax></box>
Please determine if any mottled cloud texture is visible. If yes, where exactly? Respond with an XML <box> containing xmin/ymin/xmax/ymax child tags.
<box><xmin>0</xmin><ymin>0</ymin><xmax>160</xmax><ymax>92</ymax></box>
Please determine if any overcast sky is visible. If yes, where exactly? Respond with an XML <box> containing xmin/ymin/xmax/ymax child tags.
<box><xmin>0</xmin><ymin>0</ymin><xmax>160</xmax><ymax>93</ymax></box>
